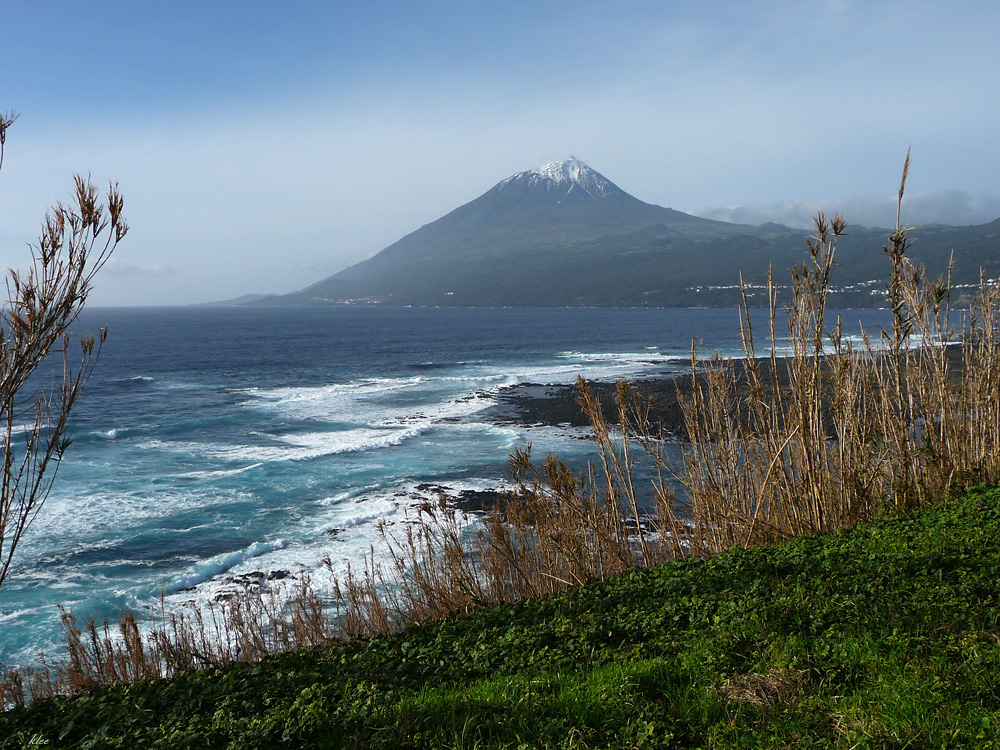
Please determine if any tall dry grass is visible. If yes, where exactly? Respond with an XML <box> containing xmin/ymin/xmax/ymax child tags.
<box><xmin>4</xmin><ymin>155</ymin><xmax>1000</xmax><ymax>708</ymax></box>
<box><xmin>1</xmin><ymin>578</ymin><xmax>334</xmax><ymax>708</ymax></box>
<box><xmin>662</xmin><ymin>155</ymin><xmax>1000</xmax><ymax>553</ymax></box>
<box><xmin>330</xmin><ymin>431</ymin><xmax>674</xmax><ymax>637</ymax></box>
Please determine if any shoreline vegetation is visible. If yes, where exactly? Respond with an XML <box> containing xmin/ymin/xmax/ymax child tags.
<box><xmin>2</xmin><ymin>486</ymin><xmax>999</xmax><ymax>746</ymax></box>
<box><xmin>4</xmin><ymin>163</ymin><xmax>1000</xmax><ymax>745</ymax></box>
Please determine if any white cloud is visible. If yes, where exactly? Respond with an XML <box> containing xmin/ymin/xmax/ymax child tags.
<box><xmin>695</xmin><ymin>191</ymin><xmax>1000</xmax><ymax>230</ymax></box>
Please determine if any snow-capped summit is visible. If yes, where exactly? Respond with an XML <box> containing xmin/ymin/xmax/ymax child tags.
<box><xmin>498</xmin><ymin>157</ymin><xmax>622</xmax><ymax>201</ymax></box>
<box><xmin>535</xmin><ymin>157</ymin><xmax>593</xmax><ymax>184</ymax></box>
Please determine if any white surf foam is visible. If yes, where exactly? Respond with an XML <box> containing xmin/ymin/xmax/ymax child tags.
<box><xmin>161</xmin><ymin>540</ymin><xmax>288</xmax><ymax>596</ymax></box>
<box><xmin>244</xmin><ymin>377</ymin><xmax>427</xmax><ymax>421</ymax></box>
<box><xmin>0</xmin><ymin>607</ymin><xmax>47</xmax><ymax>627</ymax></box>
<box><xmin>176</xmin><ymin>463</ymin><xmax>264</xmax><ymax>480</ymax></box>
<box><xmin>24</xmin><ymin>488</ymin><xmax>254</xmax><ymax>552</ymax></box>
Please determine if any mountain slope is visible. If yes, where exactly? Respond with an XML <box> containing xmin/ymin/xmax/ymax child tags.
<box><xmin>333</xmin><ymin>158</ymin><xmax>749</xmax><ymax>284</ymax></box>
<box><xmin>258</xmin><ymin>159</ymin><xmax>1000</xmax><ymax>307</ymax></box>
<box><xmin>262</xmin><ymin>158</ymin><xmax>759</xmax><ymax>305</ymax></box>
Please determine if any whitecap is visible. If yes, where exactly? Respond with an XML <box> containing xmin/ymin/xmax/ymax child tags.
<box><xmin>338</xmin><ymin>507</ymin><xmax>395</xmax><ymax>529</ymax></box>
<box><xmin>238</xmin><ymin>376</ymin><xmax>436</xmax><ymax>424</ymax></box>
<box><xmin>141</xmin><ymin>426</ymin><xmax>417</xmax><ymax>464</ymax></box>
<box><xmin>175</xmin><ymin>462</ymin><xmax>264</xmax><ymax>480</ymax></box>
<box><xmin>160</xmin><ymin>539</ymin><xmax>288</xmax><ymax>596</ymax></box>
<box><xmin>316</xmin><ymin>488</ymin><xmax>367</xmax><ymax>506</ymax></box>
<box><xmin>273</xmin><ymin>425</ymin><xmax>423</xmax><ymax>461</ymax></box>
<box><xmin>0</xmin><ymin>607</ymin><xmax>46</xmax><ymax>626</ymax></box>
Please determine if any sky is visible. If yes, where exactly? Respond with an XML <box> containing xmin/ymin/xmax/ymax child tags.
<box><xmin>1</xmin><ymin>1</ymin><xmax>998</xmax><ymax>306</ymax></box>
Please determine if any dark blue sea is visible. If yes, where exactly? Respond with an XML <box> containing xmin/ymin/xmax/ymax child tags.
<box><xmin>0</xmin><ymin>306</ymin><xmax>891</xmax><ymax>668</ymax></box>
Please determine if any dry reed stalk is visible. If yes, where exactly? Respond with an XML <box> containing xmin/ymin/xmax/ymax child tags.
<box><xmin>0</xmin><ymin>573</ymin><xmax>343</xmax><ymax>706</ymax></box>
<box><xmin>321</xmin><ymin>398</ymin><xmax>678</xmax><ymax>643</ymax></box>
<box><xmin>655</xmin><ymin>153</ymin><xmax>1000</xmax><ymax>553</ymax></box>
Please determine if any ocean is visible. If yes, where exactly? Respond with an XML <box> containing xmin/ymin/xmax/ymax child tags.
<box><xmin>0</xmin><ymin>305</ymin><xmax>891</xmax><ymax>669</ymax></box>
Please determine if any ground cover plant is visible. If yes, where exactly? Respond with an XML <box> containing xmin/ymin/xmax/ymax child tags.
<box><xmin>2</xmin><ymin>485</ymin><xmax>1000</xmax><ymax>748</ymax></box>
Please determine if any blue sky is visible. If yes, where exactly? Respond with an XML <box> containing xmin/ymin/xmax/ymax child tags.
<box><xmin>1</xmin><ymin>1</ymin><xmax>998</xmax><ymax>305</ymax></box>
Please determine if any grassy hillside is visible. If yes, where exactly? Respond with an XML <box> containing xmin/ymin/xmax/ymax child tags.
<box><xmin>4</xmin><ymin>486</ymin><xmax>1000</xmax><ymax>748</ymax></box>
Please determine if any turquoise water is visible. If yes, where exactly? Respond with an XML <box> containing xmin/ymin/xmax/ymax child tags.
<box><xmin>0</xmin><ymin>306</ymin><xmax>891</xmax><ymax>668</ymax></box>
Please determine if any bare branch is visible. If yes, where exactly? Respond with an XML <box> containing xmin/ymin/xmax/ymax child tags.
<box><xmin>0</xmin><ymin>112</ymin><xmax>125</xmax><ymax>592</ymax></box>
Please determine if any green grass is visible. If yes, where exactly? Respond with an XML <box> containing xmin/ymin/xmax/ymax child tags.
<box><xmin>5</xmin><ymin>486</ymin><xmax>1000</xmax><ymax>748</ymax></box>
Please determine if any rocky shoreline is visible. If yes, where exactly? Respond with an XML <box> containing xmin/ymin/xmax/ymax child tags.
<box><xmin>487</xmin><ymin>371</ymin><xmax>693</xmax><ymax>437</ymax></box>
<box><xmin>486</xmin><ymin>343</ymin><xmax>967</xmax><ymax>440</ymax></box>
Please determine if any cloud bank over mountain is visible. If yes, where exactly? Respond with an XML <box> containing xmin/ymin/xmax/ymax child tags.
<box><xmin>696</xmin><ymin>191</ymin><xmax>1000</xmax><ymax>230</ymax></box>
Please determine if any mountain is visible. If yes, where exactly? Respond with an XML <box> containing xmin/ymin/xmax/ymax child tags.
<box><xmin>256</xmin><ymin>159</ymin><xmax>1000</xmax><ymax>307</ymax></box>
<box><xmin>258</xmin><ymin>158</ymin><xmax>755</xmax><ymax>306</ymax></box>
<box><xmin>331</xmin><ymin>157</ymin><xmax>750</xmax><ymax>284</ymax></box>
<box><xmin>195</xmin><ymin>293</ymin><xmax>278</xmax><ymax>307</ymax></box>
